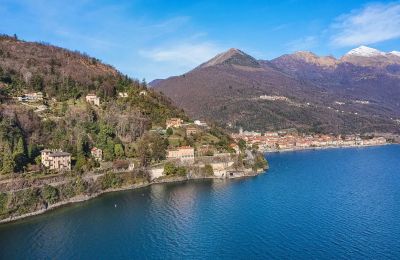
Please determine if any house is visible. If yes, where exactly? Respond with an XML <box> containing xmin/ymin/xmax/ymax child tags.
<box><xmin>128</xmin><ymin>162</ymin><xmax>135</xmax><ymax>171</ymax></box>
<box><xmin>194</xmin><ymin>120</ymin><xmax>208</xmax><ymax>127</ymax></box>
<box><xmin>167</xmin><ymin>146</ymin><xmax>195</xmax><ymax>161</ymax></box>
<box><xmin>91</xmin><ymin>147</ymin><xmax>103</xmax><ymax>161</ymax></box>
<box><xmin>41</xmin><ymin>149</ymin><xmax>71</xmax><ymax>171</ymax></box>
<box><xmin>118</xmin><ymin>92</ymin><xmax>128</xmax><ymax>98</ymax></box>
<box><xmin>17</xmin><ymin>92</ymin><xmax>43</xmax><ymax>102</ymax></box>
<box><xmin>186</xmin><ymin>127</ymin><xmax>198</xmax><ymax>136</ymax></box>
<box><xmin>139</xmin><ymin>90</ymin><xmax>147</xmax><ymax>96</ymax></box>
<box><xmin>264</xmin><ymin>131</ymin><xmax>279</xmax><ymax>137</ymax></box>
<box><xmin>25</xmin><ymin>92</ymin><xmax>43</xmax><ymax>101</ymax></box>
<box><xmin>166</xmin><ymin>118</ymin><xmax>183</xmax><ymax>129</ymax></box>
<box><xmin>86</xmin><ymin>94</ymin><xmax>100</xmax><ymax>106</ymax></box>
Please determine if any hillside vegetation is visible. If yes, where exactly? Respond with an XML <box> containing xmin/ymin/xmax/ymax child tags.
<box><xmin>153</xmin><ymin>48</ymin><xmax>400</xmax><ymax>134</ymax></box>
<box><xmin>0</xmin><ymin>35</ymin><xmax>194</xmax><ymax>174</ymax></box>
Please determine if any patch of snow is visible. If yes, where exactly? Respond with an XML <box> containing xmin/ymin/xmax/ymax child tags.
<box><xmin>345</xmin><ymin>46</ymin><xmax>385</xmax><ymax>57</ymax></box>
<box><xmin>389</xmin><ymin>51</ymin><xmax>400</xmax><ymax>57</ymax></box>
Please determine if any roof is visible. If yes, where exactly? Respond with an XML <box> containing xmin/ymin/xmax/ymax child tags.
<box><xmin>49</xmin><ymin>152</ymin><xmax>71</xmax><ymax>157</ymax></box>
<box><xmin>168</xmin><ymin>146</ymin><xmax>194</xmax><ymax>151</ymax></box>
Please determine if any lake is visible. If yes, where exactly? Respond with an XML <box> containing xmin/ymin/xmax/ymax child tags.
<box><xmin>1</xmin><ymin>145</ymin><xmax>400</xmax><ymax>259</ymax></box>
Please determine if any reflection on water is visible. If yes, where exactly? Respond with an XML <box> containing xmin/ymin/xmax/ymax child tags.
<box><xmin>1</xmin><ymin>145</ymin><xmax>400</xmax><ymax>259</ymax></box>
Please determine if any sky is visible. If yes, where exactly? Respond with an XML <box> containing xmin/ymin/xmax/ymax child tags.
<box><xmin>1</xmin><ymin>0</ymin><xmax>400</xmax><ymax>80</ymax></box>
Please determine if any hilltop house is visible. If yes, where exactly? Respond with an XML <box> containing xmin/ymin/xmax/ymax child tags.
<box><xmin>118</xmin><ymin>92</ymin><xmax>128</xmax><ymax>98</ymax></box>
<box><xmin>167</xmin><ymin>146</ymin><xmax>195</xmax><ymax>161</ymax></box>
<box><xmin>86</xmin><ymin>94</ymin><xmax>100</xmax><ymax>106</ymax></box>
<box><xmin>166</xmin><ymin>118</ymin><xmax>183</xmax><ymax>129</ymax></box>
<box><xmin>186</xmin><ymin>126</ymin><xmax>198</xmax><ymax>136</ymax></box>
<box><xmin>194</xmin><ymin>120</ymin><xmax>208</xmax><ymax>127</ymax></box>
<box><xmin>41</xmin><ymin>149</ymin><xmax>71</xmax><ymax>171</ymax></box>
<box><xmin>91</xmin><ymin>147</ymin><xmax>103</xmax><ymax>161</ymax></box>
<box><xmin>139</xmin><ymin>90</ymin><xmax>147</xmax><ymax>96</ymax></box>
<box><xmin>17</xmin><ymin>92</ymin><xmax>43</xmax><ymax>102</ymax></box>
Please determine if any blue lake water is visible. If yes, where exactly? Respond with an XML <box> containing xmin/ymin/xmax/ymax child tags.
<box><xmin>1</xmin><ymin>145</ymin><xmax>400</xmax><ymax>259</ymax></box>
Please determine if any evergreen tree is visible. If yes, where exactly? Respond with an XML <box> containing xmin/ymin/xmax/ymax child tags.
<box><xmin>13</xmin><ymin>137</ymin><xmax>26</xmax><ymax>172</ymax></box>
<box><xmin>2</xmin><ymin>143</ymin><xmax>15</xmax><ymax>174</ymax></box>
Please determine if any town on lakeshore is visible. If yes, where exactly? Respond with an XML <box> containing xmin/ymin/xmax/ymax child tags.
<box><xmin>231</xmin><ymin>128</ymin><xmax>388</xmax><ymax>152</ymax></box>
<box><xmin>0</xmin><ymin>86</ymin><xmax>268</xmax><ymax>223</ymax></box>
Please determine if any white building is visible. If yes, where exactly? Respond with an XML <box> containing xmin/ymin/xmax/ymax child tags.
<box><xmin>86</xmin><ymin>94</ymin><xmax>100</xmax><ymax>106</ymax></box>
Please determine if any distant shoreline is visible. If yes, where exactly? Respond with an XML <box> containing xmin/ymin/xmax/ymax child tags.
<box><xmin>263</xmin><ymin>143</ymin><xmax>391</xmax><ymax>153</ymax></box>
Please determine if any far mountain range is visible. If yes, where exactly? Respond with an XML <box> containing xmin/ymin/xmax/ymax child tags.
<box><xmin>151</xmin><ymin>46</ymin><xmax>400</xmax><ymax>134</ymax></box>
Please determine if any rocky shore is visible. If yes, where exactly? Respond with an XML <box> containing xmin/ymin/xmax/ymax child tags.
<box><xmin>0</xmin><ymin>169</ymin><xmax>265</xmax><ymax>224</ymax></box>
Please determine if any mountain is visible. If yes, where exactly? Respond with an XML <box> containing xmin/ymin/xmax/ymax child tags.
<box><xmin>271</xmin><ymin>46</ymin><xmax>400</xmax><ymax>117</ymax></box>
<box><xmin>152</xmin><ymin>46</ymin><xmax>400</xmax><ymax>134</ymax></box>
<box><xmin>197</xmin><ymin>48</ymin><xmax>262</xmax><ymax>69</ymax></box>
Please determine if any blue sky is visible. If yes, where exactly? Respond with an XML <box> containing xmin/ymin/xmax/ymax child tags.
<box><xmin>1</xmin><ymin>0</ymin><xmax>400</xmax><ymax>80</ymax></box>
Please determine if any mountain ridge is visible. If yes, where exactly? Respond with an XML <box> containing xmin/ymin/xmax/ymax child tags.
<box><xmin>152</xmin><ymin>46</ymin><xmax>400</xmax><ymax>134</ymax></box>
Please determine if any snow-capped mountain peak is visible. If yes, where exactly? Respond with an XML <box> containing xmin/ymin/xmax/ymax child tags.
<box><xmin>389</xmin><ymin>51</ymin><xmax>400</xmax><ymax>57</ymax></box>
<box><xmin>345</xmin><ymin>46</ymin><xmax>385</xmax><ymax>57</ymax></box>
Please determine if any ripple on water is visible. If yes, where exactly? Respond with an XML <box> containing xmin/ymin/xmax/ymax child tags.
<box><xmin>1</xmin><ymin>146</ymin><xmax>400</xmax><ymax>259</ymax></box>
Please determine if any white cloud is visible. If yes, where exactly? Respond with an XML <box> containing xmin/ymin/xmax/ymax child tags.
<box><xmin>140</xmin><ymin>42</ymin><xmax>223</xmax><ymax>69</ymax></box>
<box><xmin>331</xmin><ymin>2</ymin><xmax>400</xmax><ymax>47</ymax></box>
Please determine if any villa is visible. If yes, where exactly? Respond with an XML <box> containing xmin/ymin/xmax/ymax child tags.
<box><xmin>186</xmin><ymin>127</ymin><xmax>198</xmax><ymax>136</ymax></box>
<box><xmin>17</xmin><ymin>92</ymin><xmax>43</xmax><ymax>102</ymax></box>
<box><xmin>41</xmin><ymin>149</ymin><xmax>71</xmax><ymax>171</ymax></box>
<box><xmin>118</xmin><ymin>92</ymin><xmax>128</xmax><ymax>98</ymax></box>
<box><xmin>86</xmin><ymin>94</ymin><xmax>100</xmax><ymax>106</ymax></box>
<box><xmin>167</xmin><ymin>146</ymin><xmax>195</xmax><ymax>161</ymax></box>
<box><xmin>166</xmin><ymin>118</ymin><xmax>183</xmax><ymax>129</ymax></box>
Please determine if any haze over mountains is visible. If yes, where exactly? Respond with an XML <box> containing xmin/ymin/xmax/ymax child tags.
<box><xmin>152</xmin><ymin>46</ymin><xmax>400</xmax><ymax>134</ymax></box>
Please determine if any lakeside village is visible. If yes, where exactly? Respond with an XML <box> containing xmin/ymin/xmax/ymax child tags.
<box><xmin>0</xmin><ymin>91</ymin><xmax>270</xmax><ymax>222</ymax></box>
<box><xmin>231</xmin><ymin>128</ymin><xmax>388</xmax><ymax>152</ymax></box>
<box><xmin>12</xmin><ymin>92</ymin><xmax>263</xmax><ymax>178</ymax></box>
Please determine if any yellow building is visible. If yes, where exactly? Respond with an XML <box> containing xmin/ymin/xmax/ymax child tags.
<box><xmin>167</xmin><ymin>146</ymin><xmax>195</xmax><ymax>161</ymax></box>
<box><xmin>41</xmin><ymin>149</ymin><xmax>71</xmax><ymax>171</ymax></box>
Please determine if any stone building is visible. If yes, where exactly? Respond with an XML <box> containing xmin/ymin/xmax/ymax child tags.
<box><xmin>41</xmin><ymin>149</ymin><xmax>71</xmax><ymax>171</ymax></box>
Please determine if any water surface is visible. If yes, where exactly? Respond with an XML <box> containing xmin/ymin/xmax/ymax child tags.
<box><xmin>1</xmin><ymin>145</ymin><xmax>400</xmax><ymax>259</ymax></box>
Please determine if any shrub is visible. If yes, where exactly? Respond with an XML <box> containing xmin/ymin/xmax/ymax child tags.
<box><xmin>100</xmin><ymin>172</ymin><xmax>122</xmax><ymax>190</ymax></box>
<box><xmin>113</xmin><ymin>160</ymin><xmax>129</xmax><ymax>170</ymax></box>
<box><xmin>163</xmin><ymin>162</ymin><xmax>176</xmax><ymax>176</ymax></box>
<box><xmin>204</xmin><ymin>164</ymin><xmax>214</xmax><ymax>176</ymax></box>
<box><xmin>41</xmin><ymin>185</ymin><xmax>59</xmax><ymax>204</ymax></box>
<box><xmin>11</xmin><ymin>188</ymin><xmax>41</xmax><ymax>215</ymax></box>
<box><xmin>163</xmin><ymin>162</ymin><xmax>187</xmax><ymax>176</ymax></box>
<box><xmin>0</xmin><ymin>193</ymin><xmax>8</xmax><ymax>213</ymax></box>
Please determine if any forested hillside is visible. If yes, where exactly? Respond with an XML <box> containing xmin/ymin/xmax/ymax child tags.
<box><xmin>0</xmin><ymin>35</ymin><xmax>190</xmax><ymax>174</ymax></box>
<box><xmin>153</xmin><ymin>48</ymin><xmax>400</xmax><ymax>134</ymax></box>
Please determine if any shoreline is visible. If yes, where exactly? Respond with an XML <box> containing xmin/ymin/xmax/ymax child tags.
<box><xmin>2</xmin><ymin>144</ymin><xmax>390</xmax><ymax>225</ymax></box>
<box><xmin>263</xmin><ymin>143</ymin><xmax>391</xmax><ymax>153</ymax></box>
<box><xmin>0</xmin><ymin>171</ymin><xmax>262</xmax><ymax>225</ymax></box>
